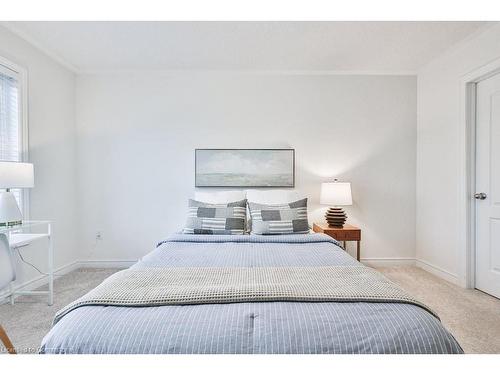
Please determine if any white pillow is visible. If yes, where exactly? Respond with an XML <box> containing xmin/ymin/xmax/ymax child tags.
<box><xmin>194</xmin><ymin>190</ymin><xmax>247</xmax><ymax>204</ymax></box>
<box><xmin>246</xmin><ymin>189</ymin><xmax>305</xmax><ymax>204</ymax></box>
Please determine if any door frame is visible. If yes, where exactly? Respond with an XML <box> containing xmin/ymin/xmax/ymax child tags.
<box><xmin>459</xmin><ymin>56</ymin><xmax>500</xmax><ymax>288</ymax></box>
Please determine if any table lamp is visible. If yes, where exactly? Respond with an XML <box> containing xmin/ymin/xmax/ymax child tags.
<box><xmin>0</xmin><ymin>161</ymin><xmax>34</xmax><ymax>227</ymax></box>
<box><xmin>320</xmin><ymin>179</ymin><xmax>352</xmax><ymax>227</ymax></box>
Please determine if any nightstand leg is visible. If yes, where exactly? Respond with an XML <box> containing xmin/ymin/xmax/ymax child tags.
<box><xmin>356</xmin><ymin>241</ymin><xmax>360</xmax><ymax>261</ymax></box>
<box><xmin>342</xmin><ymin>241</ymin><xmax>346</xmax><ymax>249</ymax></box>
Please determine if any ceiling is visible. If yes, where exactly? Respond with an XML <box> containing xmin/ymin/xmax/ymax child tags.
<box><xmin>3</xmin><ymin>21</ymin><xmax>491</xmax><ymax>73</ymax></box>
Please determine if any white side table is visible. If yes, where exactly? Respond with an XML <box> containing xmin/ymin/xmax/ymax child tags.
<box><xmin>0</xmin><ymin>221</ymin><xmax>53</xmax><ymax>306</ymax></box>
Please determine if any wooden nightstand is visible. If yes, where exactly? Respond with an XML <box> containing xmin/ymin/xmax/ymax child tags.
<box><xmin>313</xmin><ymin>223</ymin><xmax>361</xmax><ymax>261</ymax></box>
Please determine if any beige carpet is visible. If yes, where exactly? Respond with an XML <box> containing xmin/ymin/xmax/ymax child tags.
<box><xmin>378</xmin><ymin>266</ymin><xmax>500</xmax><ymax>354</ymax></box>
<box><xmin>0</xmin><ymin>268</ymin><xmax>119</xmax><ymax>354</ymax></box>
<box><xmin>1</xmin><ymin>266</ymin><xmax>499</xmax><ymax>354</ymax></box>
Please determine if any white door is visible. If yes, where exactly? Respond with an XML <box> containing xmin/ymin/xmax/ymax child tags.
<box><xmin>476</xmin><ymin>72</ymin><xmax>500</xmax><ymax>298</ymax></box>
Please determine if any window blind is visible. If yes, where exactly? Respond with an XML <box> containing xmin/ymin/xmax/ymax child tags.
<box><xmin>0</xmin><ymin>65</ymin><xmax>22</xmax><ymax>207</ymax></box>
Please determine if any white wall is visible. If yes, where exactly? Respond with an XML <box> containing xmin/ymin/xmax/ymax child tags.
<box><xmin>0</xmin><ymin>25</ymin><xmax>78</xmax><ymax>293</ymax></box>
<box><xmin>416</xmin><ymin>23</ymin><xmax>500</xmax><ymax>284</ymax></box>
<box><xmin>76</xmin><ymin>73</ymin><xmax>416</xmax><ymax>264</ymax></box>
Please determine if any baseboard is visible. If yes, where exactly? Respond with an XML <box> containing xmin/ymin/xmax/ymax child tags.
<box><xmin>76</xmin><ymin>259</ymin><xmax>137</xmax><ymax>269</ymax></box>
<box><xmin>0</xmin><ymin>260</ymin><xmax>80</xmax><ymax>305</ymax></box>
<box><xmin>361</xmin><ymin>257</ymin><xmax>416</xmax><ymax>267</ymax></box>
<box><xmin>415</xmin><ymin>259</ymin><xmax>460</xmax><ymax>285</ymax></box>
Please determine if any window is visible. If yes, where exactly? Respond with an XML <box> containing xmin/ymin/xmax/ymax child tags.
<box><xmin>0</xmin><ymin>58</ymin><xmax>28</xmax><ymax>215</ymax></box>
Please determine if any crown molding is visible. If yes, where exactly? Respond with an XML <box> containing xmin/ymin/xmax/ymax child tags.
<box><xmin>418</xmin><ymin>21</ymin><xmax>500</xmax><ymax>73</ymax></box>
<box><xmin>1</xmin><ymin>21</ymin><xmax>80</xmax><ymax>73</ymax></box>
<box><xmin>7</xmin><ymin>20</ymin><xmax>491</xmax><ymax>77</ymax></box>
<box><xmin>0</xmin><ymin>22</ymin><xmax>417</xmax><ymax>76</ymax></box>
<box><xmin>78</xmin><ymin>68</ymin><xmax>417</xmax><ymax>76</ymax></box>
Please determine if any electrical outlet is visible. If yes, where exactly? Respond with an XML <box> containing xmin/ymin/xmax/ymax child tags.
<box><xmin>96</xmin><ymin>231</ymin><xmax>103</xmax><ymax>241</ymax></box>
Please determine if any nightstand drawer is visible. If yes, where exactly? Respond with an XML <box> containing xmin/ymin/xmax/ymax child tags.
<box><xmin>328</xmin><ymin>231</ymin><xmax>360</xmax><ymax>241</ymax></box>
<box><xmin>330</xmin><ymin>231</ymin><xmax>349</xmax><ymax>240</ymax></box>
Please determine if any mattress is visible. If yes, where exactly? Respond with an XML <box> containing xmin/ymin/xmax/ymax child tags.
<box><xmin>40</xmin><ymin>233</ymin><xmax>463</xmax><ymax>354</ymax></box>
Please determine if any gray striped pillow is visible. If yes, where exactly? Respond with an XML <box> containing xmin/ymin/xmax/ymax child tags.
<box><xmin>248</xmin><ymin>198</ymin><xmax>309</xmax><ymax>235</ymax></box>
<box><xmin>183</xmin><ymin>199</ymin><xmax>247</xmax><ymax>235</ymax></box>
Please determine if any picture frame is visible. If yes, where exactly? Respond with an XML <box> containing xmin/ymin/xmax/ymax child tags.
<box><xmin>195</xmin><ymin>148</ymin><xmax>295</xmax><ymax>188</ymax></box>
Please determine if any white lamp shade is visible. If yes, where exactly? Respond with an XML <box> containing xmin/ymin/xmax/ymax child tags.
<box><xmin>0</xmin><ymin>161</ymin><xmax>34</xmax><ymax>188</ymax></box>
<box><xmin>320</xmin><ymin>181</ymin><xmax>352</xmax><ymax>206</ymax></box>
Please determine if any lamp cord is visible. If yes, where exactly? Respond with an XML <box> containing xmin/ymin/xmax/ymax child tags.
<box><xmin>14</xmin><ymin>246</ymin><xmax>63</xmax><ymax>277</ymax></box>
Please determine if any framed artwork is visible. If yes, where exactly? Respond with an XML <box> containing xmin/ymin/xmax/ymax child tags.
<box><xmin>195</xmin><ymin>149</ymin><xmax>295</xmax><ymax>188</ymax></box>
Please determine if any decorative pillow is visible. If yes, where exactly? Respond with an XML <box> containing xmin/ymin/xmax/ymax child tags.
<box><xmin>246</xmin><ymin>190</ymin><xmax>306</xmax><ymax>232</ymax></box>
<box><xmin>248</xmin><ymin>198</ymin><xmax>309</xmax><ymax>235</ymax></box>
<box><xmin>183</xmin><ymin>199</ymin><xmax>247</xmax><ymax>235</ymax></box>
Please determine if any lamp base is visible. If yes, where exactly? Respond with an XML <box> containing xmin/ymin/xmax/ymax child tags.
<box><xmin>0</xmin><ymin>220</ymin><xmax>23</xmax><ymax>228</ymax></box>
<box><xmin>0</xmin><ymin>191</ymin><xmax>23</xmax><ymax>227</ymax></box>
<box><xmin>325</xmin><ymin>207</ymin><xmax>347</xmax><ymax>228</ymax></box>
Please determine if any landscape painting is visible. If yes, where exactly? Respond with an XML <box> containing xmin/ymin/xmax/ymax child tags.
<box><xmin>195</xmin><ymin>149</ymin><xmax>295</xmax><ymax>187</ymax></box>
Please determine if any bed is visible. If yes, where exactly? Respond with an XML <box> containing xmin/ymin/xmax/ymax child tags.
<box><xmin>40</xmin><ymin>233</ymin><xmax>463</xmax><ymax>354</ymax></box>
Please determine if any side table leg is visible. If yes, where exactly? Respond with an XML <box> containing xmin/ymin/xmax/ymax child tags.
<box><xmin>357</xmin><ymin>240</ymin><xmax>361</xmax><ymax>261</ymax></box>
